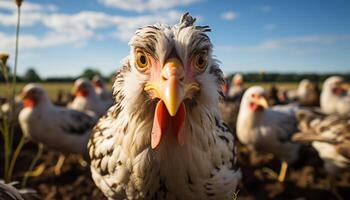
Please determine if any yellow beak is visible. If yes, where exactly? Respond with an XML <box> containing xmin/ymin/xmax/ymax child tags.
<box><xmin>144</xmin><ymin>58</ymin><xmax>200</xmax><ymax>116</ymax></box>
<box><xmin>256</xmin><ymin>96</ymin><xmax>269</xmax><ymax>108</ymax></box>
<box><xmin>161</xmin><ymin>58</ymin><xmax>185</xmax><ymax>116</ymax></box>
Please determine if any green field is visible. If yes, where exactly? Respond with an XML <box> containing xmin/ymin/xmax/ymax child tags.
<box><xmin>0</xmin><ymin>82</ymin><xmax>74</xmax><ymax>99</ymax></box>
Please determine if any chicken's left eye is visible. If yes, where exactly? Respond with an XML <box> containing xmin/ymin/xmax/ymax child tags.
<box><xmin>194</xmin><ymin>52</ymin><xmax>208</xmax><ymax>72</ymax></box>
<box><xmin>136</xmin><ymin>51</ymin><xmax>149</xmax><ymax>71</ymax></box>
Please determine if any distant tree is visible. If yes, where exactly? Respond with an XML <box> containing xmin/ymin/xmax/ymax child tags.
<box><xmin>23</xmin><ymin>68</ymin><xmax>41</xmax><ymax>82</ymax></box>
<box><xmin>81</xmin><ymin>68</ymin><xmax>101</xmax><ymax>80</ymax></box>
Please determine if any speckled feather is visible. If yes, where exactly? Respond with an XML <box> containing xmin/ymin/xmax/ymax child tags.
<box><xmin>293</xmin><ymin>110</ymin><xmax>350</xmax><ymax>175</ymax></box>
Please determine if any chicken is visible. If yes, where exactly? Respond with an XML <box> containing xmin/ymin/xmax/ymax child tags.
<box><xmin>236</xmin><ymin>86</ymin><xmax>301</xmax><ymax>182</ymax></box>
<box><xmin>88</xmin><ymin>13</ymin><xmax>241</xmax><ymax>200</ymax></box>
<box><xmin>68</xmin><ymin>78</ymin><xmax>110</xmax><ymax>118</ymax></box>
<box><xmin>219</xmin><ymin>74</ymin><xmax>244</xmax><ymax>132</ymax></box>
<box><xmin>293</xmin><ymin>110</ymin><xmax>350</xmax><ymax>199</ymax></box>
<box><xmin>0</xmin><ymin>181</ymin><xmax>39</xmax><ymax>200</ymax></box>
<box><xmin>320</xmin><ymin>76</ymin><xmax>350</xmax><ymax>115</ymax></box>
<box><xmin>92</xmin><ymin>75</ymin><xmax>113</xmax><ymax>103</ymax></box>
<box><xmin>228</xmin><ymin>73</ymin><xmax>244</xmax><ymax>99</ymax></box>
<box><xmin>19</xmin><ymin>84</ymin><xmax>97</xmax><ymax>174</ymax></box>
<box><xmin>297</xmin><ymin>79</ymin><xmax>320</xmax><ymax>107</ymax></box>
<box><xmin>293</xmin><ymin>110</ymin><xmax>350</xmax><ymax>175</ymax></box>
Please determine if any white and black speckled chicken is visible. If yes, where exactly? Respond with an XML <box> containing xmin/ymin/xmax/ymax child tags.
<box><xmin>88</xmin><ymin>13</ymin><xmax>241</xmax><ymax>200</ymax></box>
<box><xmin>236</xmin><ymin>86</ymin><xmax>301</xmax><ymax>182</ymax></box>
<box><xmin>293</xmin><ymin>110</ymin><xmax>350</xmax><ymax>175</ymax></box>
<box><xmin>0</xmin><ymin>181</ymin><xmax>39</xmax><ymax>200</ymax></box>
<box><xmin>293</xmin><ymin>110</ymin><xmax>350</xmax><ymax>198</ymax></box>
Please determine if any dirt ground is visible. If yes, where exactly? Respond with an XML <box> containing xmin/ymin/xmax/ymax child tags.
<box><xmin>1</xmin><ymin>127</ymin><xmax>350</xmax><ymax>200</ymax></box>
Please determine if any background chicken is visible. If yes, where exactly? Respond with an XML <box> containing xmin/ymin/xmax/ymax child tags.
<box><xmin>321</xmin><ymin>76</ymin><xmax>350</xmax><ymax>115</ymax></box>
<box><xmin>293</xmin><ymin>110</ymin><xmax>350</xmax><ymax>198</ymax></box>
<box><xmin>236</xmin><ymin>86</ymin><xmax>301</xmax><ymax>182</ymax></box>
<box><xmin>91</xmin><ymin>75</ymin><xmax>113</xmax><ymax>104</ymax></box>
<box><xmin>19</xmin><ymin>84</ymin><xmax>97</xmax><ymax>174</ymax></box>
<box><xmin>296</xmin><ymin>79</ymin><xmax>320</xmax><ymax>107</ymax></box>
<box><xmin>88</xmin><ymin>13</ymin><xmax>241</xmax><ymax>200</ymax></box>
<box><xmin>68</xmin><ymin>78</ymin><xmax>111</xmax><ymax>118</ymax></box>
<box><xmin>219</xmin><ymin>73</ymin><xmax>245</xmax><ymax>132</ymax></box>
<box><xmin>228</xmin><ymin>73</ymin><xmax>245</xmax><ymax>99</ymax></box>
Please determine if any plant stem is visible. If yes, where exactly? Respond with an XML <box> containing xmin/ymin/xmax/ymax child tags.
<box><xmin>2</xmin><ymin>119</ymin><xmax>10</xmax><ymax>180</ymax></box>
<box><xmin>12</xmin><ymin>6</ymin><xmax>21</xmax><ymax>99</ymax></box>
<box><xmin>7</xmin><ymin>136</ymin><xmax>25</xmax><ymax>182</ymax></box>
<box><xmin>21</xmin><ymin>144</ymin><xmax>43</xmax><ymax>188</ymax></box>
<box><xmin>4</xmin><ymin>3</ymin><xmax>22</xmax><ymax>183</ymax></box>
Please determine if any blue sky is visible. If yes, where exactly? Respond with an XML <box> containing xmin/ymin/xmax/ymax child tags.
<box><xmin>0</xmin><ymin>0</ymin><xmax>349</xmax><ymax>78</ymax></box>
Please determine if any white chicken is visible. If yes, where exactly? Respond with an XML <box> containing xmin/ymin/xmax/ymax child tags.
<box><xmin>237</xmin><ymin>86</ymin><xmax>301</xmax><ymax>182</ymax></box>
<box><xmin>19</xmin><ymin>84</ymin><xmax>97</xmax><ymax>174</ymax></box>
<box><xmin>320</xmin><ymin>76</ymin><xmax>350</xmax><ymax>115</ymax></box>
<box><xmin>68</xmin><ymin>78</ymin><xmax>110</xmax><ymax>118</ymax></box>
<box><xmin>92</xmin><ymin>75</ymin><xmax>113</xmax><ymax>104</ymax></box>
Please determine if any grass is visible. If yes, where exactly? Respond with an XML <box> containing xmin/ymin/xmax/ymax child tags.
<box><xmin>0</xmin><ymin>82</ymin><xmax>74</xmax><ymax>100</ymax></box>
<box><xmin>245</xmin><ymin>82</ymin><xmax>299</xmax><ymax>90</ymax></box>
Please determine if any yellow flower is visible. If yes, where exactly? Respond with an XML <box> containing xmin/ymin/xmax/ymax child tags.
<box><xmin>15</xmin><ymin>0</ymin><xmax>23</xmax><ymax>7</ymax></box>
<box><xmin>0</xmin><ymin>53</ymin><xmax>9</xmax><ymax>65</ymax></box>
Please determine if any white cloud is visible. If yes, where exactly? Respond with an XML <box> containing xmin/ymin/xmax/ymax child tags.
<box><xmin>221</xmin><ymin>11</ymin><xmax>237</xmax><ymax>21</ymax></box>
<box><xmin>0</xmin><ymin>31</ymin><xmax>93</xmax><ymax>50</ymax></box>
<box><xmin>111</xmin><ymin>11</ymin><xmax>181</xmax><ymax>41</ymax></box>
<box><xmin>264</xmin><ymin>24</ymin><xmax>276</xmax><ymax>31</ymax></box>
<box><xmin>218</xmin><ymin>35</ymin><xmax>350</xmax><ymax>53</ymax></box>
<box><xmin>98</xmin><ymin>0</ymin><xmax>201</xmax><ymax>12</ymax></box>
<box><xmin>0</xmin><ymin>0</ymin><xmax>183</xmax><ymax>51</ymax></box>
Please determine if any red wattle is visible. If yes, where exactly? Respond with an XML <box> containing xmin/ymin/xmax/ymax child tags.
<box><xmin>249</xmin><ymin>102</ymin><xmax>263</xmax><ymax>111</ymax></box>
<box><xmin>151</xmin><ymin>101</ymin><xmax>186</xmax><ymax>149</ymax></box>
<box><xmin>171</xmin><ymin>103</ymin><xmax>186</xmax><ymax>146</ymax></box>
<box><xmin>23</xmin><ymin>99</ymin><xmax>35</xmax><ymax>108</ymax></box>
<box><xmin>151</xmin><ymin>101</ymin><xmax>170</xmax><ymax>149</ymax></box>
<box><xmin>76</xmin><ymin>90</ymin><xmax>88</xmax><ymax>97</ymax></box>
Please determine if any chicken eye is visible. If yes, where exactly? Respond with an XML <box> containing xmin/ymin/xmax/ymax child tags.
<box><xmin>136</xmin><ymin>51</ymin><xmax>149</xmax><ymax>71</ymax></box>
<box><xmin>194</xmin><ymin>52</ymin><xmax>208</xmax><ymax>72</ymax></box>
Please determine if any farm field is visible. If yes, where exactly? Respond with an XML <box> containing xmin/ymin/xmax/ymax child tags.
<box><xmin>1</xmin><ymin>0</ymin><xmax>350</xmax><ymax>199</ymax></box>
<box><xmin>1</xmin><ymin>128</ymin><xmax>350</xmax><ymax>199</ymax></box>
<box><xmin>1</xmin><ymin>81</ymin><xmax>350</xmax><ymax>199</ymax></box>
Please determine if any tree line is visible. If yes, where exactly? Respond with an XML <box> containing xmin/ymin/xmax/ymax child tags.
<box><xmin>227</xmin><ymin>72</ymin><xmax>350</xmax><ymax>83</ymax></box>
<box><xmin>0</xmin><ymin>67</ymin><xmax>114</xmax><ymax>83</ymax></box>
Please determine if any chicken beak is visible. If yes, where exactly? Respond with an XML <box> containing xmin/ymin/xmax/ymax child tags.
<box><xmin>341</xmin><ymin>83</ymin><xmax>349</xmax><ymax>91</ymax></box>
<box><xmin>19</xmin><ymin>91</ymin><xmax>26</xmax><ymax>100</ymax></box>
<box><xmin>256</xmin><ymin>96</ymin><xmax>269</xmax><ymax>108</ymax></box>
<box><xmin>160</xmin><ymin>58</ymin><xmax>185</xmax><ymax>116</ymax></box>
